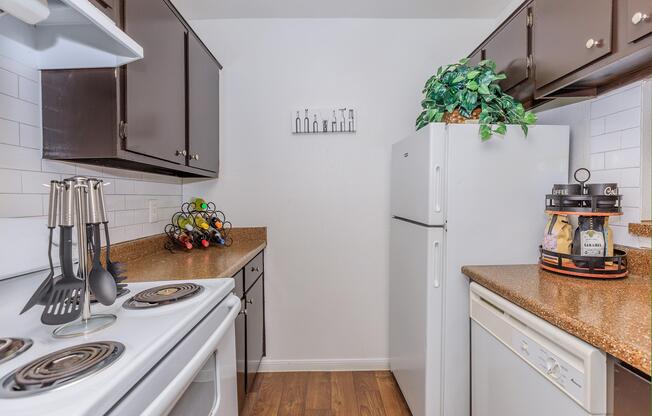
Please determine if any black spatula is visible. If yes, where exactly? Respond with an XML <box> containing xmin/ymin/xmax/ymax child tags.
<box><xmin>41</xmin><ymin>226</ymin><xmax>84</xmax><ymax>325</ymax></box>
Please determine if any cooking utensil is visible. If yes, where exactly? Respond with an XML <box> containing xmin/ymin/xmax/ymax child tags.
<box><xmin>21</xmin><ymin>181</ymin><xmax>60</xmax><ymax>314</ymax></box>
<box><xmin>97</xmin><ymin>183</ymin><xmax>127</xmax><ymax>282</ymax></box>
<box><xmin>87</xmin><ymin>180</ymin><xmax>117</xmax><ymax>305</ymax></box>
<box><xmin>89</xmin><ymin>224</ymin><xmax>117</xmax><ymax>305</ymax></box>
<box><xmin>41</xmin><ymin>225</ymin><xmax>83</xmax><ymax>325</ymax></box>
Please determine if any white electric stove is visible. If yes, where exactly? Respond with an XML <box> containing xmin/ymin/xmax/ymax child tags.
<box><xmin>0</xmin><ymin>269</ymin><xmax>240</xmax><ymax>416</ymax></box>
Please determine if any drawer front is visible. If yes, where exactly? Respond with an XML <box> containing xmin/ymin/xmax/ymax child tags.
<box><xmin>244</xmin><ymin>251</ymin><xmax>264</xmax><ymax>291</ymax></box>
<box><xmin>627</xmin><ymin>0</ymin><xmax>652</xmax><ymax>43</ymax></box>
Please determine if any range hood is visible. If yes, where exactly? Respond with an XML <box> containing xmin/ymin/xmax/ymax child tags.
<box><xmin>0</xmin><ymin>0</ymin><xmax>143</xmax><ymax>69</ymax></box>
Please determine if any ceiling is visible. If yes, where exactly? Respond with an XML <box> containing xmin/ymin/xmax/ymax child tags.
<box><xmin>171</xmin><ymin>0</ymin><xmax>515</xmax><ymax>19</ymax></box>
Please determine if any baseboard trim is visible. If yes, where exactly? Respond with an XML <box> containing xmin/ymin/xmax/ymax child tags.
<box><xmin>258</xmin><ymin>358</ymin><xmax>390</xmax><ymax>372</ymax></box>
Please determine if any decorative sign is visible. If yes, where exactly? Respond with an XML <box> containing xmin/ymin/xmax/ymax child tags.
<box><xmin>292</xmin><ymin>108</ymin><xmax>356</xmax><ymax>134</ymax></box>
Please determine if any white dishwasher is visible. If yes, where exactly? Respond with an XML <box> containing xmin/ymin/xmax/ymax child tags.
<box><xmin>470</xmin><ymin>282</ymin><xmax>607</xmax><ymax>416</ymax></box>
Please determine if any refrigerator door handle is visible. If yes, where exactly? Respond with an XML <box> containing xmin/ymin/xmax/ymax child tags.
<box><xmin>433</xmin><ymin>240</ymin><xmax>441</xmax><ymax>288</ymax></box>
<box><xmin>434</xmin><ymin>165</ymin><xmax>442</xmax><ymax>213</ymax></box>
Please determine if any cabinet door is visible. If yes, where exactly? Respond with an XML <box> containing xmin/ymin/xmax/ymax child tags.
<box><xmin>533</xmin><ymin>0</ymin><xmax>612</xmax><ymax>89</ymax></box>
<box><xmin>188</xmin><ymin>33</ymin><xmax>220</xmax><ymax>173</ymax></box>
<box><xmin>484</xmin><ymin>7</ymin><xmax>529</xmax><ymax>92</ymax></box>
<box><xmin>245</xmin><ymin>275</ymin><xmax>264</xmax><ymax>392</ymax></box>
<box><xmin>627</xmin><ymin>0</ymin><xmax>652</xmax><ymax>43</ymax></box>
<box><xmin>124</xmin><ymin>0</ymin><xmax>187</xmax><ymax>164</ymax></box>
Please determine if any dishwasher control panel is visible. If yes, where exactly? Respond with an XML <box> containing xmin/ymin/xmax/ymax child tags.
<box><xmin>511</xmin><ymin>331</ymin><xmax>586</xmax><ymax>405</ymax></box>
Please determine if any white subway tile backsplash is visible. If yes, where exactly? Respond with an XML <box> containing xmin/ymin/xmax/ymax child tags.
<box><xmin>590</xmin><ymin>153</ymin><xmax>605</xmax><ymax>170</ymax></box>
<box><xmin>19</xmin><ymin>123</ymin><xmax>41</xmax><ymax>149</ymax></box>
<box><xmin>0</xmin><ymin>169</ymin><xmax>21</xmax><ymax>193</ymax></box>
<box><xmin>620</xmin><ymin>127</ymin><xmax>641</xmax><ymax>149</ymax></box>
<box><xmin>0</xmin><ymin>194</ymin><xmax>43</xmax><ymax>217</ymax></box>
<box><xmin>589</xmin><ymin>118</ymin><xmax>605</xmax><ymax>136</ymax></box>
<box><xmin>18</xmin><ymin>77</ymin><xmax>39</xmax><ymax>104</ymax></box>
<box><xmin>0</xmin><ymin>68</ymin><xmax>18</xmax><ymax>97</ymax></box>
<box><xmin>0</xmin><ymin>143</ymin><xmax>41</xmax><ymax>171</ymax></box>
<box><xmin>0</xmin><ymin>118</ymin><xmax>19</xmax><ymax>145</ymax></box>
<box><xmin>0</xmin><ymin>93</ymin><xmax>39</xmax><ymax>126</ymax></box>
<box><xmin>104</xmin><ymin>195</ymin><xmax>126</xmax><ymax>211</ymax></box>
<box><xmin>590</xmin><ymin>131</ymin><xmax>620</xmax><ymax>153</ymax></box>
<box><xmin>21</xmin><ymin>171</ymin><xmax>59</xmax><ymax>193</ymax></box>
<box><xmin>41</xmin><ymin>159</ymin><xmax>76</xmax><ymax>175</ymax></box>
<box><xmin>620</xmin><ymin>187</ymin><xmax>641</xmax><ymax>208</ymax></box>
<box><xmin>0</xmin><ymin>54</ymin><xmax>182</xmax><ymax>245</ymax></box>
<box><xmin>604</xmin><ymin>107</ymin><xmax>641</xmax><ymax>133</ymax></box>
<box><xmin>114</xmin><ymin>210</ymin><xmax>136</xmax><ymax>227</ymax></box>
<box><xmin>590</xmin><ymin>85</ymin><xmax>641</xmax><ymax>119</ymax></box>
<box><xmin>620</xmin><ymin>168</ymin><xmax>640</xmax><ymax>187</ymax></box>
<box><xmin>604</xmin><ymin>147</ymin><xmax>640</xmax><ymax>169</ymax></box>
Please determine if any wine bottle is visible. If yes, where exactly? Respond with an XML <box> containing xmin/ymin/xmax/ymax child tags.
<box><xmin>172</xmin><ymin>230</ymin><xmax>193</xmax><ymax>250</ymax></box>
<box><xmin>194</xmin><ymin>215</ymin><xmax>210</xmax><ymax>230</ymax></box>
<box><xmin>209</xmin><ymin>216</ymin><xmax>223</xmax><ymax>230</ymax></box>
<box><xmin>191</xmin><ymin>197</ymin><xmax>208</xmax><ymax>211</ymax></box>
<box><xmin>173</xmin><ymin>213</ymin><xmax>194</xmax><ymax>232</ymax></box>
<box><xmin>190</xmin><ymin>230</ymin><xmax>210</xmax><ymax>248</ymax></box>
<box><xmin>210</xmin><ymin>229</ymin><xmax>225</xmax><ymax>245</ymax></box>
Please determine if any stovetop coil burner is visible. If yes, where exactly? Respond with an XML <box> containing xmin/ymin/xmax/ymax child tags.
<box><xmin>123</xmin><ymin>283</ymin><xmax>203</xmax><ymax>309</ymax></box>
<box><xmin>0</xmin><ymin>338</ymin><xmax>32</xmax><ymax>365</ymax></box>
<box><xmin>0</xmin><ymin>341</ymin><xmax>124</xmax><ymax>397</ymax></box>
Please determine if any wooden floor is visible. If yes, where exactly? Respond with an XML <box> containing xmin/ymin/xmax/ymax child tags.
<box><xmin>242</xmin><ymin>371</ymin><xmax>412</xmax><ymax>416</ymax></box>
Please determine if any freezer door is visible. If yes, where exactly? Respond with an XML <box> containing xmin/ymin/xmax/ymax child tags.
<box><xmin>391</xmin><ymin>123</ymin><xmax>447</xmax><ymax>226</ymax></box>
<box><xmin>389</xmin><ymin>218</ymin><xmax>444</xmax><ymax>416</ymax></box>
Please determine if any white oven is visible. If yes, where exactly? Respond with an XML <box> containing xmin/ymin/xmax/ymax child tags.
<box><xmin>109</xmin><ymin>294</ymin><xmax>240</xmax><ymax>416</ymax></box>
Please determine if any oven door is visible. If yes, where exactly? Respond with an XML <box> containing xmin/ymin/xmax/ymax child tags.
<box><xmin>108</xmin><ymin>294</ymin><xmax>240</xmax><ymax>416</ymax></box>
<box><xmin>168</xmin><ymin>325</ymin><xmax>238</xmax><ymax>416</ymax></box>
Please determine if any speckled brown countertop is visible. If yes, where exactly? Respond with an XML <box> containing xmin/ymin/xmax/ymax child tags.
<box><xmin>113</xmin><ymin>227</ymin><xmax>266</xmax><ymax>283</ymax></box>
<box><xmin>462</xmin><ymin>264</ymin><xmax>651</xmax><ymax>376</ymax></box>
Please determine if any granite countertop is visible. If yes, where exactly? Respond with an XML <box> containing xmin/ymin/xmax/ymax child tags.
<box><xmin>462</xmin><ymin>264</ymin><xmax>651</xmax><ymax>376</ymax></box>
<box><xmin>113</xmin><ymin>228</ymin><xmax>266</xmax><ymax>283</ymax></box>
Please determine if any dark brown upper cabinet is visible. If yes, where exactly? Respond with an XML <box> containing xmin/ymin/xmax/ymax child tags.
<box><xmin>188</xmin><ymin>32</ymin><xmax>220</xmax><ymax>173</ymax></box>
<box><xmin>627</xmin><ymin>0</ymin><xmax>652</xmax><ymax>43</ymax></box>
<box><xmin>41</xmin><ymin>0</ymin><xmax>222</xmax><ymax>178</ymax></box>
<box><xmin>467</xmin><ymin>0</ymin><xmax>652</xmax><ymax>109</ymax></box>
<box><xmin>533</xmin><ymin>0</ymin><xmax>613</xmax><ymax>89</ymax></box>
<box><xmin>124</xmin><ymin>0</ymin><xmax>187</xmax><ymax>164</ymax></box>
<box><xmin>484</xmin><ymin>6</ymin><xmax>531</xmax><ymax>92</ymax></box>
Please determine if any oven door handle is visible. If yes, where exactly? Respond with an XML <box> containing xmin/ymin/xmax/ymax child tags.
<box><xmin>141</xmin><ymin>294</ymin><xmax>241</xmax><ymax>416</ymax></box>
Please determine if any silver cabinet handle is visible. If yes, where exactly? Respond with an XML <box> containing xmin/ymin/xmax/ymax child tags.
<box><xmin>251</xmin><ymin>266</ymin><xmax>260</xmax><ymax>273</ymax></box>
<box><xmin>585</xmin><ymin>38</ymin><xmax>603</xmax><ymax>49</ymax></box>
<box><xmin>175</xmin><ymin>150</ymin><xmax>187</xmax><ymax>157</ymax></box>
<box><xmin>246</xmin><ymin>299</ymin><xmax>254</xmax><ymax>305</ymax></box>
<box><xmin>192</xmin><ymin>154</ymin><xmax>200</xmax><ymax>160</ymax></box>
<box><xmin>239</xmin><ymin>309</ymin><xmax>247</xmax><ymax>316</ymax></box>
<box><xmin>632</xmin><ymin>12</ymin><xmax>650</xmax><ymax>25</ymax></box>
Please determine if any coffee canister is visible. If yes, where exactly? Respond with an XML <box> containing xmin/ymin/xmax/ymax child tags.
<box><xmin>587</xmin><ymin>183</ymin><xmax>619</xmax><ymax>207</ymax></box>
<box><xmin>551</xmin><ymin>184</ymin><xmax>582</xmax><ymax>207</ymax></box>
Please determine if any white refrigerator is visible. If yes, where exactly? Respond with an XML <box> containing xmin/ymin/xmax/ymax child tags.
<box><xmin>389</xmin><ymin>123</ymin><xmax>569</xmax><ymax>416</ymax></box>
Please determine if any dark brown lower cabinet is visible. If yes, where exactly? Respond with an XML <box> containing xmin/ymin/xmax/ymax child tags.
<box><xmin>233</xmin><ymin>250</ymin><xmax>266</xmax><ymax>412</ymax></box>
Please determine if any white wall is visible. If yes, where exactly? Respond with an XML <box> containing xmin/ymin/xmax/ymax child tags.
<box><xmin>536</xmin><ymin>80</ymin><xmax>651</xmax><ymax>248</ymax></box>
<box><xmin>184</xmin><ymin>18</ymin><xmax>493</xmax><ymax>369</ymax></box>
<box><xmin>0</xmin><ymin>17</ymin><xmax>183</xmax><ymax>279</ymax></box>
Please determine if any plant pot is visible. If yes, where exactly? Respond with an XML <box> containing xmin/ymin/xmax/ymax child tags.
<box><xmin>442</xmin><ymin>108</ymin><xmax>481</xmax><ymax>124</ymax></box>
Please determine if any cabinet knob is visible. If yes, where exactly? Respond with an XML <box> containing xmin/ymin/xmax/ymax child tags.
<box><xmin>632</xmin><ymin>12</ymin><xmax>650</xmax><ymax>25</ymax></box>
<box><xmin>251</xmin><ymin>266</ymin><xmax>260</xmax><ymax>273</ymax></box>
<box><xmin>175</xmin><ymin>150</ymin><xmax>187</xmax><ymax>157</ymax></box>
<box><xmin>246</xmin><ymin>299</ymin><xmax>254</xmax><ymax>305</ymax></box>
<box><xmin>192</xmin><ymin>153</ymin><xmax>200</xmax><ymax>160</ymax></box>
<box><xmin>585</xmin><ymin>38</ymin><xmax>603</xmax><ymax>49</ymax></box>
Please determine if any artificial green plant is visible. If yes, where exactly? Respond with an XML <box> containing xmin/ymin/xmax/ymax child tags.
<box><xmin>416</xmin><ymin>58</ymin><xmax>537</xmax><ymax>140</ymax></box>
